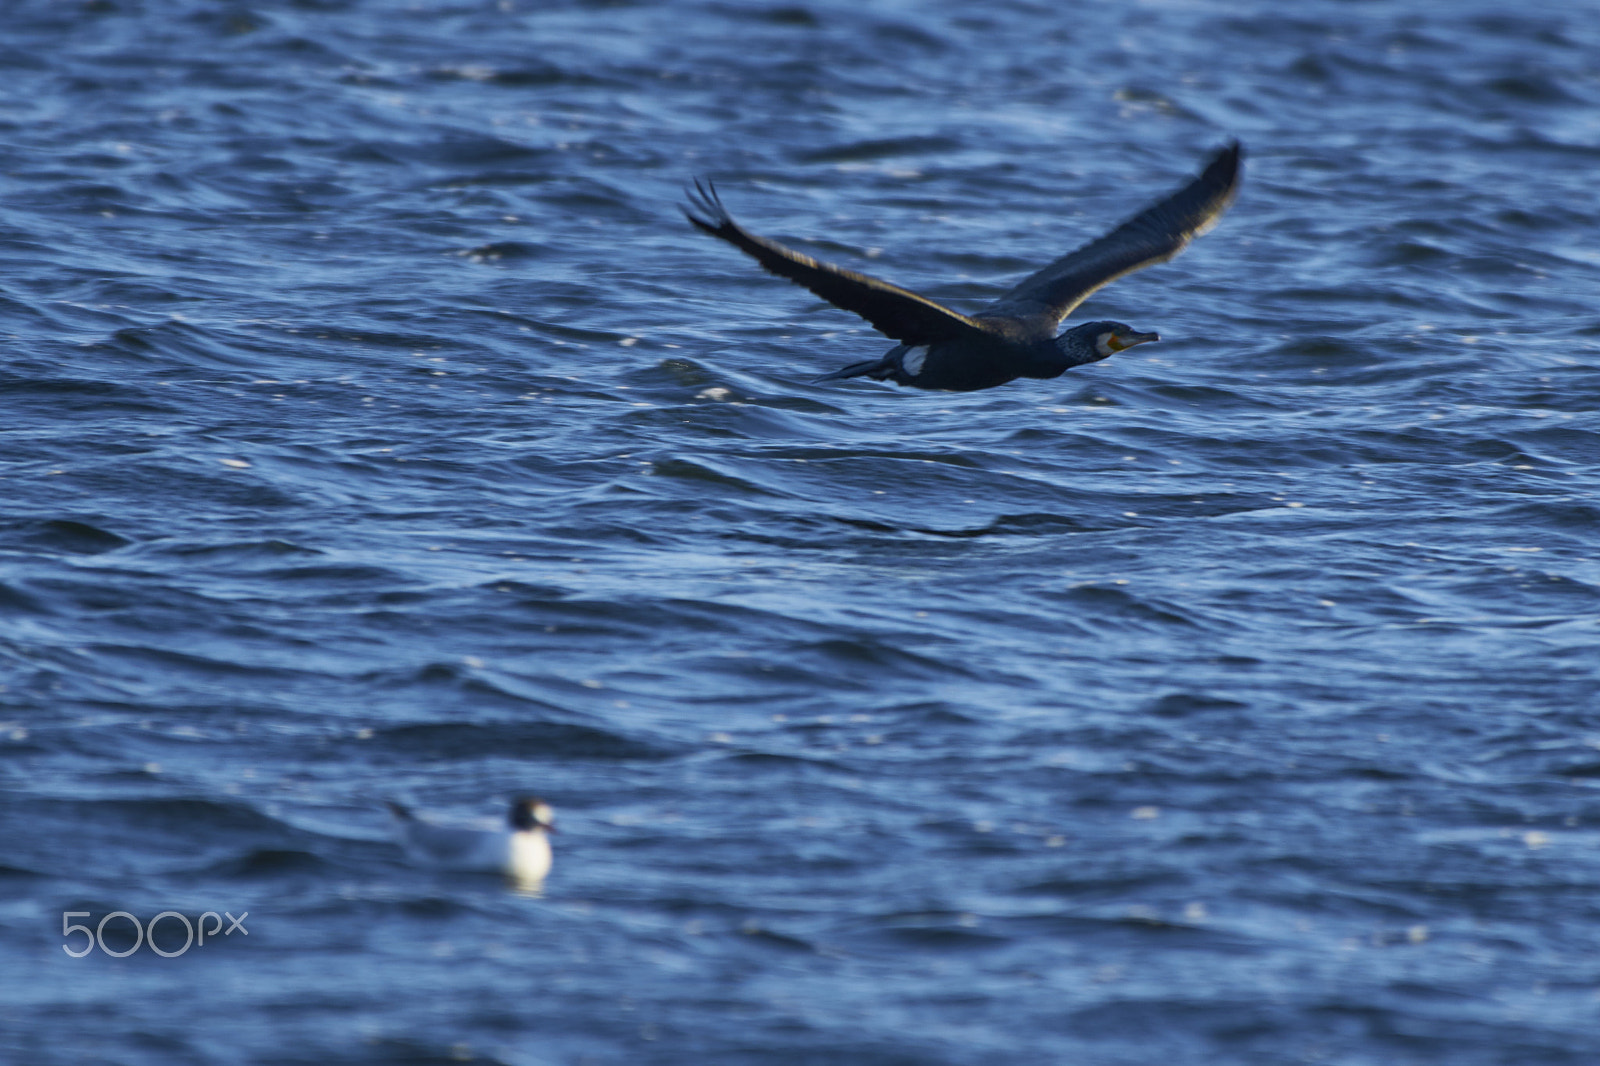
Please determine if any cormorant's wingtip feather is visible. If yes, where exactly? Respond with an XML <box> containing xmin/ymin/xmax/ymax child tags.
<box><xmin>683</xmin><ymin>176</ymin><xmax>733</xmax><ymax>230</ymax></box>
<box><xmin>682</xmin><ymin>177</ymin><xmax>730</xmax><ymax>231</ymax></box>
<box><xmin>1205</xmin><ymin>141</ymin><xmax>1244</xmax><ymax>187</ymax></box>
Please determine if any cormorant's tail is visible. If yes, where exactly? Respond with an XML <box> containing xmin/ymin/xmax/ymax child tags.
<box><xmin>813</xmin><ymin>357</ymin><xmax>892</xmax><ymax>384</ymax></box>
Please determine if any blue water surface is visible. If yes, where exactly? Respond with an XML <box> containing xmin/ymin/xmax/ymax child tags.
<box><xmin>2</xmin><ymin>1</ymin><xmax>1600</xmax><ymax>1063</ymax></box>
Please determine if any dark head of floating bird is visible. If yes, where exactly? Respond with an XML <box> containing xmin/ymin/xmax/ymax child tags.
<box><xmin>684</xmin><ymin>141</ymin><xmax>1242</xmax><ymax>392</ymax></box>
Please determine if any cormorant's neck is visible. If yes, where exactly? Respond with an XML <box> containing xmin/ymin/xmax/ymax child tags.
<box><xmin>1049</xmin><ymin>330</ymin><xmax>1100</xmax><ymax>370</ymax></box>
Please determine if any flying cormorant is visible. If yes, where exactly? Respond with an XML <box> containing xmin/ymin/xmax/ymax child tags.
<box><xmin>685</xmin><ymin>141</ymin><xmax>1242</xmax><ymax>392</ymax></box>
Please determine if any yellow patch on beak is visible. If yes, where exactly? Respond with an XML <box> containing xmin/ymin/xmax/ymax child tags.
<box><xmin>1108</xmin><ymin>330</ymin><xmax>1159</xmax><ymax>352</ymax></box>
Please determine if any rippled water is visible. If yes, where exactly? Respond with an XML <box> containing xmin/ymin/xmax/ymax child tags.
<box><xmin>3</xmin><ymin>1</ymin><xmax>1600</xmax><ymax>1062</ymax></box>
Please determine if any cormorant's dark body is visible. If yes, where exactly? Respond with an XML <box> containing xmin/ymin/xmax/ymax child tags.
<box><xmin>817</xmin><ymin>319</ymin><xmax>1136</xmax><ymax>392</ymax></box>
<box><xmin>685</xmin><ymin>142</ymin><xmax>1243</xmax><ymax>392</ymax></box>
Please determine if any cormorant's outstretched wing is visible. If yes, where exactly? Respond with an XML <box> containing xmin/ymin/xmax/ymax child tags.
<box><xmin>981</xmin><ymin>142</ymin><xmax>1243</xmax><ymax>332</ymax></box>
<box><xmin>684</xmin><ymin>181</ymin><xmax>991</xmax><ymax>346</ymax></box>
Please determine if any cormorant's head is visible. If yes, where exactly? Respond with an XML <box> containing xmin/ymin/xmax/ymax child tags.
<box><xmin>1060</xmin><ymin>320</ymin><xmax>1160</xmax><ymax>363</ymax></box>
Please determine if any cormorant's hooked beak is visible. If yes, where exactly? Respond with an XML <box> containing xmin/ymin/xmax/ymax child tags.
<box><xmin>1108</xmin><ymin>330</ymin><xmax>1160</xmax><ymax>352</ymax></box>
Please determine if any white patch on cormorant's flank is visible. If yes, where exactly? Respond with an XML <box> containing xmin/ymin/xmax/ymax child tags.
<box><xmin>902</xmin><ymin>345</ymin><xmax>929</xmax><ymax>377</ymax></box>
